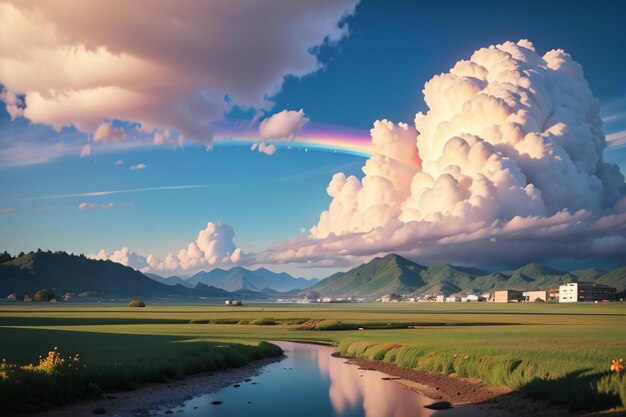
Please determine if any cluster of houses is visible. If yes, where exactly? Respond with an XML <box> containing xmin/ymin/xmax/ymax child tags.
<box><xmin>276</xmin><ymin>281</ymin><xmax>620</xmax><ymax>304</ymax></box>
<box><xmin>378</xmin><ymin>282</ymin><xmax>619</xmax><ymax>304</ymax></box>
<box><xmin>6</xmin><ymin>292</ymin><xmax>74</xmax><ymax>302</ymax></box>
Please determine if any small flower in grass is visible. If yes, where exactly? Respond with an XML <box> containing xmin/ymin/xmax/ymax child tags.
<box><xmin>610</xmin><ymin>359</ymin><xmax>623</xmax><ymax>373</ymax></box>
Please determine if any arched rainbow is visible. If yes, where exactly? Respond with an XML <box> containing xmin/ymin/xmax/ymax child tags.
<box><xmin>213</xmin><ymin>124</ymin><xmax>373</xmax><ymax>157</ymax></box>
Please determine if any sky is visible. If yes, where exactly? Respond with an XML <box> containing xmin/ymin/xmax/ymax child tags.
<box><xmin>1</xmin><ymin>0</ymin><xmax>626</xmax><ymax>278</ymax></box>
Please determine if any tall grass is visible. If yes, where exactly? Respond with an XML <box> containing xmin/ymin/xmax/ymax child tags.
<box><xmin>0</xmin><ymin>342</ymin><xmax>282</xmax><ymax>413</ymax></box>
<box><xmin>338</xmin><ymin>339</ymin><xmax>625</xmax><ymax>410</ymax></box>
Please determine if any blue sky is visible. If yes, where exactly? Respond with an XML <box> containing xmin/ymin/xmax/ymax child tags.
<box><xmin>1</xmin><ymin>1</ymin><xmax>625</xmax><ymax>277</ymax></box>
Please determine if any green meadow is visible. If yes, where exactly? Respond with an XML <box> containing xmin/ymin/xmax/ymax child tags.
<box><xmin>1</xmin><ymin>302</ymin><xmax>625</xmax><ymax>412</ymax></box>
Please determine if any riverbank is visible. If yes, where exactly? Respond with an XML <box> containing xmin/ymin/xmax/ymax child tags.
<box><xmin>28</xmin><ymin>356</ymin><xmax>282</xmax><ymax>417</ymax></box>
<box><xmin>348</xmin><ymin>357</ymin><xmax>626</xmax><ymax>417</ymax></box>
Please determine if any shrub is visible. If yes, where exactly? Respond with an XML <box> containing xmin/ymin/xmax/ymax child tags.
<box><xmin>316</xmin><ymin>320</ymin><xmax>359</xmax><ymax>331</ymax></box>
<box><xmin>127</xmin><ymin>299</ymin><xmax>146</xmax><ymax>307</ymax></box>
<box><xmin>33</xmin><ymin>289</ymin><xmax>56</xmax><ymax>302</ymax></box>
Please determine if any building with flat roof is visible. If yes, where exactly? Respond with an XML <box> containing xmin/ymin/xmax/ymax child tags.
<box><xmin>559</xmin><ymin>282</ymin><xmax>616</xmax><ymax>303</ymax></box>
<box><xmin>494</xmin><ymin>290</ymin><xmax>524</xmax><ymax>303</ymax></box>
<box><xmin>523</xmin><ymin>290</ymin><xmax>547</xmax><ymax>302</ymax></box>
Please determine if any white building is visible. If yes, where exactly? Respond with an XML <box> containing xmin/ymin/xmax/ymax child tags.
<box><xmin>435</xmin><ymin>295</ymin><xmax>445</xmax><ymax>302</ymax></box>
<box><xmin>559</xmin><ymin>282</ymin><xmax>617</xmax><ymax>303</ymax></box>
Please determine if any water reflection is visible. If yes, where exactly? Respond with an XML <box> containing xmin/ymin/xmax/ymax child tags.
<box><xmin>152</xmin><ymin>341</ymin><xmax>434</xmax><ymax>417</ymax></box>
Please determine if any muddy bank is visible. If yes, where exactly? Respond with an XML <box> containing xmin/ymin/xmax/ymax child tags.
<box><xmin>28</xmin><ymin>356</ymin><xmax>282</xmax><ymax>417</ymax></box>
<box><xmin>347</xmin><ymin>357</ymin><xmax>624</xmax><ymax>417</ymax></box>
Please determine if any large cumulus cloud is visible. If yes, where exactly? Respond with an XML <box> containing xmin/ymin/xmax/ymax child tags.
<box><xmin>257</xmin><ymin>40</ymin><xmax>626</xmax><ymax>268</ymax></box>
<box><xmin>0</xmin><ymin>0</ymin><xmax>358</xmax><ymax>145</ymax></box>
<box><xmin>93</xmin><ymin>222</ymin><xmax>244</xmax><ymax>273</ymax></box>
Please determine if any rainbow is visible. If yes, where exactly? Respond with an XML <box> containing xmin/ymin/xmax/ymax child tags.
<box><xmin>212</xmin><ymin>123</ymin><xmax>373</xmax><ymax>157</ymax></box>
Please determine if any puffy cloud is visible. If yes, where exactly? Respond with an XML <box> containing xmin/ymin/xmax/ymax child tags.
<box><xmin>251</xmin><ymin>142</ymin><xmax>277</xmax><ymax>156</ymax></box>
<box><xmin>0</xmin><ymin>1</ymin><xmax>357</xmax><ymax>146</ymax></box>
<box><xmin>93</xmin><ymin>247</ymin><xmax>149</xmax><ymax>271</ymax></box>
<box><xmin>114</xmin><ymin>159</ymin><xmax>124</xmax><ymax>165</ymax></box>
<box><xmin>0</xmin><ymin>88</ymin><xmax>24</xmax><ymax>119</ymax></box>
<box><xmin>259</xmin><ymin>109</ymin><xmax>309</xmax><ymax>140</ymax></box>
<box><xmin>130</xmin><ymin>163</ymin><xmax>147</xmax><ymax>170</ymax></box>
<box><xmin>259</xmin><ymin>40</ymin><xmax>626</xmax><ymax>268</ymax></box>
<box><xmin>96</xmin><ymin>222</ymin><xmax>244</xmax><ymax>273</ymax></box>
<box><xmin>93</xmin><ymin>122</ymin><xmax>127</xmax><ymax>143</ymax></box>
<box><xmin>152</xmin><ymin>129</ymin><xmax>182</xmax><ymax>146</ymax></box>
<box><xmin>80</xmin><ymin>144</ymin><xmax>91</xmax><ymax>158</ymax></box>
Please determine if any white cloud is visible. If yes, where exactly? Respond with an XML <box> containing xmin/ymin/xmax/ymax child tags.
<box><xmin>251</xmin><ymin>142</ymin><xmax>277</xmax><ymax>156</ymax></box>
<box><xmin>93</xmin><ymin>247</ymin><xmax>149</xmax><ymax>271</ymax></box>
<box><xmin>78</xmin><ymin>202</ymin><xmax>114</xmax><ymax>210</ymax></box>
<box><xmin>25</xmin><ymin>184</ymin><xmax>209</xmax><ymax>200</ymax></box>
<box><xmin>259</xmin><ymin>109</ymin><xmax>309</xmax><ymax>140</ymax></box>
<box><xmin>130</xmin><ymin>163</ymin><xmax>147</xmax><ymax>170</ymax></box>
<box><xmin>253</xmin><ymin>40</ymin><xmax>626</xmax><ymax>269</ymax></box>
<box><xmin>0</xmin><ymin>1</ymin><xmax>357</xmax><ymax>146</ymax></box>
<box><xmin>114</xmin><ymin>159</ymin><xmax>124</xmax><ymax>165</ymax></box>
<box><xmin>1</xmin><ymin>208</ymin><xmax>15</xmax><ymax>214</ymax></box>
<box><xmin>0</xmin><ymin>88</ymin><xmax>24</xmax><ymax>119</ymax></box>
<box><xmin>93</xmin><ymin>122</ymin><xmax>127</xmax><ymax>143</ymax></box>
<box><xmin>607</xmin><ymin>130</ymin><xmax>626</xmax><ymax>148</ymax></box>
<box><xmin>95</xmin><ymin>222</ymin><xmax>244</xmax><ymax>273</ymax></box>
<box><xmin>80</xmin><ymin>144</ymin><xmax>91</xmax><ymax>158</ymax></box>
<box><xmin>78</xmin><ymin>202</ymin><xmax>97</xmax><ymax>210</ymax></box>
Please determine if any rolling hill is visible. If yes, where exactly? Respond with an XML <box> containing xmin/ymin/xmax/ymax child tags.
<box><xmin>0</xmin><ymin>251</ymin><xmax>230</xmax><ymax>299</ymax></box>
<box><xmin>184</xmin><ymin>267</ymin><xmax>319</xmax><ymax>292</ymax></box>
<box><xmin>306</xmin><ymin>254</ymin><xmax>626</xmax><ymax>298</ymax></box>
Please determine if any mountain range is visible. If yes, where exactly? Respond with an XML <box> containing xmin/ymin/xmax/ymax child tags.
<box><xmin>303</xmin><ymin>254</ymin><xmax>626</xmax><ymax>298</ymax></box>
<box><xmin>1</xmin><ymin>251</ymin><xmax>624</xmax><ymax>300</ymax></box>
<box><xmin>146</xmin><ymin>267</ymin><xmax>319</xmax><ymax>292</ymax></box>
<box><xmin>184</xmin><ymin>267</ymin><xmax>319</xmax><ymax>292</ymax></box>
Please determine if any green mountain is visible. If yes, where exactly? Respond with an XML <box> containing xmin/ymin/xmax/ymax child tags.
<box><xmin>306</xmin><ymin>254</ymin><xmax>426</xmax><ymax>297</ymax></box>
<box><xmin>596</xmin><ymin>266</ymin><xmax>626</xmax><ymax>291</ymax></box>
<box><xmin>186</xmin><ymin>267</ymin><xmax>319</xmax><ymax>292</ymax></box>
<box><xmin>306</xmin><ymin>254</ymin><xmax>626</xmax><ymax>298</ymax></box>
<box><xmin>0</xmin><ymin>251</ymin><xmax>230</xmax><ymax>299</ymax></box>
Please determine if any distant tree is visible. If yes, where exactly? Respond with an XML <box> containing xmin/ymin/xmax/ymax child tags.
<box><xmin>34</xmin><ymin>289</ymin><xmax>56</xmax><ymax>302</ymax></box>
<box><xmin>128</xmin><ymin>299</ymin><xmax>146</xmax><ymax>307</ymax></box>
<box><xmin>0</xmin><ymin>251</ymin><xmax>13</xmax><ymax>263</ymax></box>
<box><xmin>18</xmin><ymin>251</ymin><xmax>25</xmax><ymax>258</ymax></box>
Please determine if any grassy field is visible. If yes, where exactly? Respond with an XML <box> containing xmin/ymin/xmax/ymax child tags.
<box><xmin>0</xmin><ymin>302</ymin><xmax>625</xmax><ymax>411</ymax></box>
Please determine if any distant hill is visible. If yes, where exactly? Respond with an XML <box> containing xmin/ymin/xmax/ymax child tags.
<box><xmin>185</xmin><ymin>267</ymin><xmax>318</xmax><ymax>292</ymax></box>
<box><xmin>144</xmin><ymin>273</ymin><xmax>193</xmax><ymax>288</ymax></box>
<box><xmin>306</xmin><ymin>254</ymin><xmax>626</xmax><ymax>298</ymax></box>
<box><xmin>0</xmin><ymin>251</ymin><xmax>230</xmax><ymax>299</ymax></box>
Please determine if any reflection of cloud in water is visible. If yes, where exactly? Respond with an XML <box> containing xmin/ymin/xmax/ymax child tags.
<box><xmin>314</xmin><ymin>345</ymin><xmax>434</xmax><ymax>417</ymax></box>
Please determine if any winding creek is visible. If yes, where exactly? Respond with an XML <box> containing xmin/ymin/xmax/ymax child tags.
<box><xmin>150</xmin><ymin>341</ymin><xmax>437</xmax><ymax>417</ymax></box>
